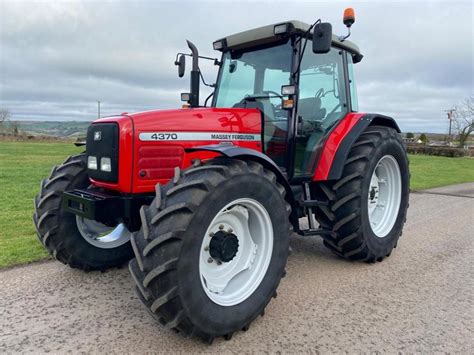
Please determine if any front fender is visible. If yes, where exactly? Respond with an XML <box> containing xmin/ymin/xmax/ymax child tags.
<box><xmin>186</xmin><ymin>144</ymin><xmax>298</xmax><ymax>227</ymax></box>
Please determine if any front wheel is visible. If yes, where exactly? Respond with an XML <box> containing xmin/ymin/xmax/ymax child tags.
<box><xmin>315</xmin><ymin>126</ymin><xmax>410</xmax><ymax>262</ymax></box>
<box><xmin>129</xmin><ymin>158</ymin><xmax>292</xmax><ymax>342</ymax></box>
<box><xmin>33</xmin><ymin>153</ymin><xmax>133</xmax><ymax>270</ymax></box>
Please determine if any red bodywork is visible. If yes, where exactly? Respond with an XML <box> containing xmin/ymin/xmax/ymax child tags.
<box><xmin>90</xmin><ymin>109</ymin><xmax>366</xmax><ymax>193</ymax></box>
<box><xmin>313</xmin><ymin>112</ymin><xmax>365</xmax><ymax>181</ymax></box>
<box><xmin>90</xmin><ymin>108</ymin><xmax>262</xmax><ymax>194</ymax></box>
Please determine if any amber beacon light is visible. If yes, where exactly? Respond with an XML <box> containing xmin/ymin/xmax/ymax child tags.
<box><xmin>343</xmin><ymin>8</ymin><xmax>355</xmax><ymax>27</ymax></box>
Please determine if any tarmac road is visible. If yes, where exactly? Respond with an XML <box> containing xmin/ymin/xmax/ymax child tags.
<box><xmin>1</xmin><ymin>184</ymin><xmax>473</xmax><ymax>353</ymax></box>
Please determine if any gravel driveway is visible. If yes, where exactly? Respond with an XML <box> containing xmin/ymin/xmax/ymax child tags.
<box><xmin>1</xmin><ymin>185</ymin><xmax>473</xmax><ymax>353</ymax></box>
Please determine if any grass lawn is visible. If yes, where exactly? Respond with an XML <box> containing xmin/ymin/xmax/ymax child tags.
<box><xmin>408</xmin><ymin>154</ymin><xmax>474</xmax><ymax>190</ymax></box>
<box><xmin>0</xmin><ymin>140</ymin><xmax>473</xmax><ymax>268</ymax></box>
<box><xmin>0</xmin><ymin>141</ymin><xmax>81</xmax><ymax>268</ymax></box>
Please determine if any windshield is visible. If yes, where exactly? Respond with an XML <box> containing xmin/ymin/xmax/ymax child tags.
<box><xmin>214</xmin><ymin>42</ymin><xmax>293</xmax><ymax>107</ymax></box>
<box><xmin>213</xmin><ymin>42</ymin><xmax>293</xmax><ymax>168</ymax></box>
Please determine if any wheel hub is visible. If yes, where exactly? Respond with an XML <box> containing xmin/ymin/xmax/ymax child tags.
<box><xmin>209</xmin><ymin>230</ymin><xmax>239</xmax><ymax>263</ymax></box>
<box><xmin>199</xmin><ymin>199</ymin><xmax>273</xmax><ymax>306</ymax></box>
<box><xmin>369</xmin><ymin>186</ymin><xmax>378</xmax><ymax>201</ymax></box>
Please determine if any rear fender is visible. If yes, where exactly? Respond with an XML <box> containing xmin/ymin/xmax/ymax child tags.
<box><xmin>314</xmin><ymin>113</ymin><xmax>401</xmax><ymax>181</ymax></box>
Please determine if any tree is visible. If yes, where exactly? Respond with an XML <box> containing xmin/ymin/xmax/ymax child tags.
<box><xmin>12</xmin><ymin>121</ymin><xmax>19</xmax><ymax>136</ymax></box>
<box><xmin>452</xmin><ymin>96</ymin><xmax>474</xmax><ymax>147</ymax></box>
<box><xmin>418</xmin><ymin>133</ymin><xmax>429</xmax><ymax>145</ymax></box>
<box><xmin>406</xmin><ymin>132</ymin><xmax>414</xmax><ymax>139</ymax></box>
<box><xmin>0</xmin><ymin>108</ymin><xmax>9</xmax><ymax>123</ymax></box>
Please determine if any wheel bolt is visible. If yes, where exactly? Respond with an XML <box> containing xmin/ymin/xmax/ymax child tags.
<box><xmin>217</xmin><ymin>260</ymin><xmax>222</xmax><ymax>265</ymax></box>
<box><xmin>227</xmin><ymin>228</ymin><xmax>233</xmax><ymax>233</ymax></box>
<box><xmin>209</xmin><ymin>232</ymin><xmax>214</xmax><ymax>237</ymax></box>
<box><xmin>219</xmin><ymin>224</ymin><xmax>224</xmax><ymax>230</ymax></box>
<box><xmin>204</xmin><ymin>245</ymin><xmax>209</xmax><ymax>251</ymax></box>
<box><xmin>208</xmin><ymin>257</ymin><xmax>213</xmax><ymax>263</ymax></box>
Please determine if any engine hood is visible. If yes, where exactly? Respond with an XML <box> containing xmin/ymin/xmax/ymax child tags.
<box><xmin>128</xmin><ymin>107</ymin><xmax>261</xmax><ymax>138</ymax></box>
<box><xmin>90</xmin><ymin>107</ymin><xmax>263</xmax><ymax>194</ymax></box>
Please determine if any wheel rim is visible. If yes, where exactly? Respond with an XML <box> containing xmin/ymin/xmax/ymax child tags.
<box><xmin>76</xmin><ymin>216</ymin><xmax>131</xmax><ymax>249</ymax></box>
<box><xmin>199</xmin><ymin>198</ymin><xmax>274</xmax><ymax>306</ymax></box>
<box><xmin>367</xmin><ymin>155</ymin><xmax>402</xmax><ymax>238</ymax></box>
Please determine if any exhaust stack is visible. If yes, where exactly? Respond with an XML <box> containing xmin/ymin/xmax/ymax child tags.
<box><xmin>187</xmin><ymin>40</ymin><xmax>200</xmax><ymax>107</ymax></box>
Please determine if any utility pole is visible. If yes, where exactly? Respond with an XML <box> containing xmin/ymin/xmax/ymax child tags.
<box><xmin>98</xmin><ymin>101</ymin><xmax>101</xmax><ymax>119</ymax></box>
<box><xmin>445</xmin><ymin>108</ymin><xmax>455</xmax><ymax>140</ymax></box>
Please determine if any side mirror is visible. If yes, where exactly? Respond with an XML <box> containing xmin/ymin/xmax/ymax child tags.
<box><xmin>175</xmin><ymin>54</ymin><xmax>186</xmax><ymax>78</ymax></box>
<box><xmin>312</xmin><ymin>22</ymin><xmax>332</xmax><ymax>54</ymax></box>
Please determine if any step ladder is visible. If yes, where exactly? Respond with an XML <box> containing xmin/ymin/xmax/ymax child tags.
<box><xmin>298</xmin><ymin>182</ymin><xmax>336</xmax><ymax>238</ymax></box>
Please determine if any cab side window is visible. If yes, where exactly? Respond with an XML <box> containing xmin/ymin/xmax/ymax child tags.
<box><xmin>347</xmin><ymin>53</ymin><xmax>359</xmax><ymax>112</ymax></box>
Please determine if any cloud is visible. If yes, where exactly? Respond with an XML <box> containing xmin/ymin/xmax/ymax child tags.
<box><xmin>0</xmin><ymin>0</ymin><xmax>472</xmax><ymax>132</ymax></box>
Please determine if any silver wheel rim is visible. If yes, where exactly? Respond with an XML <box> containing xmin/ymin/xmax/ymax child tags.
<box><xmin>76</xmin><ymin>216</ymin><xmax>131</xmax><ymax>249</ymax></box>
<box><xmin>367</xmin><ymin>155</ymin><xmax>402</xmax><ymax>238</ymax></box>
<box><xmin>199</xmin><ymin>198</ymin><xmax>273</xmax><ymax>306</ymax></box>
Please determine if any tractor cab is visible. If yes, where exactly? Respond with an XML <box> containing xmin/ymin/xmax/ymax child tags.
<box><xmin>177</xmin><ymin>17</ymin><xmax>362</xmax><ymax>180</ymax></box>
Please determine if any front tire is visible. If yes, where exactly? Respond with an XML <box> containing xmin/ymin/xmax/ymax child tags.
<box><xmin>129</xmin><ymin>159</ymin><xmax>292</xmax><ymax>342</ymax></box>
<box><xmin>33</xmin><ymin>153</ymin><xmax>133</xmax><ymax>270</ymax></box>
<box><xmin>315</xmin><ymin>126</ymin><xmax>409</xmax><ymax>262</ymax></box>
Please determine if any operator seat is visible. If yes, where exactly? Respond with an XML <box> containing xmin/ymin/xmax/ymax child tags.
<box><xmin>298</xmin><ymin>97</ymin><xmax>326</xmax><ymax>124</ymax></box>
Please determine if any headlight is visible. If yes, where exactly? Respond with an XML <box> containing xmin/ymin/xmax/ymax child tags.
<box><xmin>87</xmin><ymin>156</ymin><xmax>97</xmax><ymax>170</ymax></box>
<box><xmin>274</xmin><ymin>23</ymin><xmax>289</xmax><ymax>35</ymax></box>
<box><xmin>100</xmin><ymin>157</ymin><xmax>112</xmax><ymax>172</ymax></box>
<box><xmin>213</xmin><ymin>39</ymin><xmax>227</xmax><ymax>51</ymax></box>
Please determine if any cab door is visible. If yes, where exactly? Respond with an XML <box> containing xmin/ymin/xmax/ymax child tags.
<box><xmin>293</xmin><ymin>47</ymin><xmax>350</xmax><ymax>177</ymax></box>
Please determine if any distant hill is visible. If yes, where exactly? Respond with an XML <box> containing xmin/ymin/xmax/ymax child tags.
<box><xmin>16</xmin><ymin>121</ymin><xmax>91</xmax><ymax>138</ymax></box>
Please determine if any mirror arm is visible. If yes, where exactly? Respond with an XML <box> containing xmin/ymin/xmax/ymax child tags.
<box><xmin>175</xmin><ymin>52</ymin><xmax>220</xmax><ymax>64</ymax></box>
<box><xmin>292</xmin><ymin>19</ymin><xmax>321</xmax><ymax>78</ymax></box>
<box><xmin>199</xmin><ymin>71</ymin><xmax>216</xmax><ymax>88</ymax></box>
<box><xmin>204</xmin><ymin>92</ymin><xmax>214</xmax><ymax>107</ymax></box>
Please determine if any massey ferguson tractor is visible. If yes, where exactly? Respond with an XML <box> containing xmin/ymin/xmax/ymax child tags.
<box><xmin>33</xmin><ymin>9</ymin><xmax>409</xmax><ymax>343</ymax></box>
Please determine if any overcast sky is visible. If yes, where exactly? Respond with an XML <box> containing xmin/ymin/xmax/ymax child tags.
<box><xmin>0</xmin><ymin>0</ymin><xmax>472</xmax><ymax>132</ymax></box>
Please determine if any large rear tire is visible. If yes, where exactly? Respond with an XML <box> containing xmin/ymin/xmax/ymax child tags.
<box><xmin>129</xmin><ymin>158</ymin><xmax>292</xmax><ymax>342</ymax></box>
<box><xmin>33</xmin><ymin>153</ymin><xmax>133</xmax><ymax>271</ymax></box>
<box><xmin>315</xmin><ymin>126</ymin><xmax>409</xmax><ymax>262</ymax></box>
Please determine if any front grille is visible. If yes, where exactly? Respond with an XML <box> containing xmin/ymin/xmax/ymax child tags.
<box><xmin>86</xmin><ymin>123</ymin><xmax>119</xmax><ymax>183</ymax></box>
<box><xmin>137</xmin><ymin>145</ymin><xmax>184</xmax><ymax>180</ymax></box>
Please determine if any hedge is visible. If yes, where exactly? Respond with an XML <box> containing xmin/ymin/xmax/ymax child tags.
<box><xmin>406</xmin><ymin>145</ymin><xmax>472</xmax><ymax>157</ymax></box>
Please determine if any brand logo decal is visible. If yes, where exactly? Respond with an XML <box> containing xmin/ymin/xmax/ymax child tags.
<box><xmin>139</xmin><ymin>132</ymin><xmax>260</xmax><ymax>142</ymax></box>
<box><xmin>94</xmin><ymin>131</ymin><xmax>102</xmax><ymax>141</ymax></box>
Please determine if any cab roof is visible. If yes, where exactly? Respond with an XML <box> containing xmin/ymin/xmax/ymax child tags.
<box><xmin>215</xmin><ymin>20</ymin><xmax>362</xmax><ymax>62</ymax></box>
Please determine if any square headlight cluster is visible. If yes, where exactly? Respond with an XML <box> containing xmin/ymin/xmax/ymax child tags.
<box><xmin>88</xmin><ymin>156</ymin><xmax>111</xmax><ymax>172</ymax></box>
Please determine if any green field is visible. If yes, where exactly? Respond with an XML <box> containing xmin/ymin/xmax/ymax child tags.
<box><xmin>0</xmin><ymin>141</ymin><xmax>81</xmax><ymax>268</ymax></box>
<box><xmin>1</xmin><ymin>140</ymin><xmax>473</xmax><ymax>268</ymax></box>
<box><xmin>408</xmin><ymin>154</ymin><xmax>474</xmax><ymax>190</ymax></box>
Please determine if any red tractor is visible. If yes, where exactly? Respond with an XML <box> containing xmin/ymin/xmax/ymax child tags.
<box><xmin>34</xmin><ymin>9</ymin><xmax>409</xmax><ymax>343</ymax></box>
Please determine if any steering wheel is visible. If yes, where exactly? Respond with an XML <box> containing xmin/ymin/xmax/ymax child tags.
<box><xmin>314</xmin><ymin>88</ymin><xmax>324</xmax><ymax>99</ymax></box>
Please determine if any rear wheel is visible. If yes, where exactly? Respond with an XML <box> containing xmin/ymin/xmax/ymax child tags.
<box><xmin>129</xmin><ymin>158</ymin><xmax>292</xmax><ymax>342</ymax></box>
<box><xmin>315</xmin><ymin>126</ymin><xmax>409</xmax><ymax>262</ymax></box>
<box><xmin>33</xmin><ymin>153</ymin><xmax>133</xmax><ymax>270</ymax></box>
